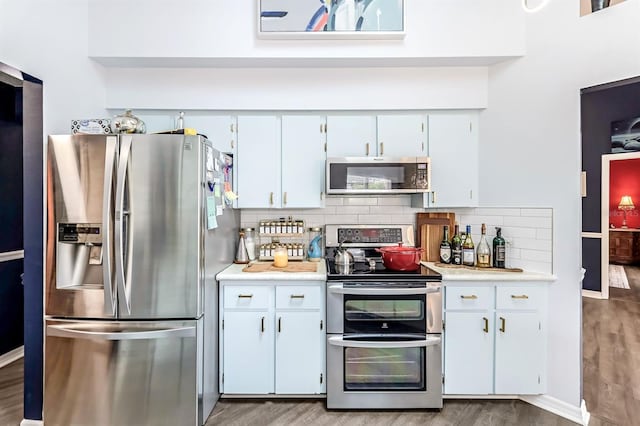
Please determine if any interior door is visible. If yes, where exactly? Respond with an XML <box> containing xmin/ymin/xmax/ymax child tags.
<box><xmin>117</xmin><ymin>134</ymin><xmax>200</xmax><ymax>319</ymax></box>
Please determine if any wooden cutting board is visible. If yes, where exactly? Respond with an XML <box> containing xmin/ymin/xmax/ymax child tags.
<box><xmin>417</xmin><ymin>212</ymin><xmax>456</xmax><ymax>262</ymax></box>
<box><xmin>242</xmin><ymin>262</ymin><xmax>318</xmax><ymax>273</ymax></box>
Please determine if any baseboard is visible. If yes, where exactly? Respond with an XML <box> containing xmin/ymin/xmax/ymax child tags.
<box><xmin>21</xmin><ymin>420</ymin><xmax>43</xmax><ymax>426</ymax></box>
<box><xmin>0</xmin><ymin>345</ymin><xmax>24</xmax><ymax>368</ymax></box>
<box><xmin>521</xmin><ymin>395</ymin><xmax>586</xmax><ymax>425</ymax></box>
<box><xmin>582</xmin><ymin>289</ymin><xmax>604</xmax><ymax>299</ymax></box>
<box><xmin>581</xmin><ymin>399</ymin><xmax>591</xmax><ymax>425</ymax></box>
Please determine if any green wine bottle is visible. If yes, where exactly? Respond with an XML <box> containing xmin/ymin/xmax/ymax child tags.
<box><xmin>439</xmin><ymin>225</ymin><xmax>452</xmax><ymax>264</ymax></box>
<box><xmin>493</xmin><ymin>227</ymin><xmax>506</xmax><ymax>268</ymax></box>
<box><xmin>451</xmin><ymin>224</ymin><xmax>462</xmax><ymax>265</ymax></box>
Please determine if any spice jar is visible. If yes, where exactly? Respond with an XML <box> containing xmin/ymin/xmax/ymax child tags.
<box><xmin>273</xmin><ymin>245</ymin><xmax>289</xmax><ymax>268</ymax></box>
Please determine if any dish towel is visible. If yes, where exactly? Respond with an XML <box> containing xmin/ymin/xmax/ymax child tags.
<box><xmin>609</xmin><ymin>264</ymin><xmax>631</xmax><ymax>289</ymax></box>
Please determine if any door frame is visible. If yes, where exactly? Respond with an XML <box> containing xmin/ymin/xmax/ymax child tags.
<box><xmin>597</xmin><ymin>151</ymin><xmax>640</xmax><ymax>300</ymax></box>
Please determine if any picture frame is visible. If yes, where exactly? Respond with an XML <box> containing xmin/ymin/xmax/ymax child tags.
<box><xmin>257</xmin><ymin>0</ymin><xmax>405</xmax><ymax>40</ymax></box>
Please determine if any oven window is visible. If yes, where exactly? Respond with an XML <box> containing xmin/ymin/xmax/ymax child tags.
<box><xmin>345</xmin><ymin>300</ymin><xmax>423</xmax><ymax>321</ymax></box>
<box><xmin>344</xmin><ymin>347</ymin><xmax>425</xmax><ymax>391</ymax></box>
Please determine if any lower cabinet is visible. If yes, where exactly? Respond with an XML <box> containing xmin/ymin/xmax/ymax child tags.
<box><xmin>443</xmin><ymin>283</ymin><xmax>547</xmax><ymax>396</ymax></box>
<box><xmin>220</xmin><ymin>281</ymin><xmax>326</xmax><ymax>395</ymax></box>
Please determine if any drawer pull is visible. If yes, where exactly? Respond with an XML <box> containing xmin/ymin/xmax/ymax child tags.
<box><xmin>261</xmin><ymin>316</ymin><xmax>265</xmax><ymax>333</ymax></box>
<box><xmin>278</xmin><ymin>317</ymin><xmax>282</xmax><ymax>333</ymax></box>
<box><xmin>460</xmin><ymin>295</ymin><xmax>478</xmax><ymax>300</ymax></box>
<box><xmin>238</xmin><ymin>294</ymin><xmax>253</xmax><ymax>298</ymax></box>
<box><xmin>483</xmin><ymin>317</ymin><xmax>489</xmax><ymax>333</ymax></box>
<box><xmin>511</xmin><ymin>294</ymin><xmax>529</xmax><ymax>299</ymax></box>
<box><xmin>499</xmin><ymin>316</ymin><xmax>506</xmax><ymax>333</ymax></box>
<box><xmin>290</xmin><ymin>294</ymin><xmax>305</xmax><ymax>299</ymax></box>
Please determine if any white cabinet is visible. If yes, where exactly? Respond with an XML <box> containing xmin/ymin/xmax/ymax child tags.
<box><xmin>236</xmin><ymin>115</ymin><xmax>325</xmax><ymax>208</ymax></box>
<box><xmin>443</xmin><ymin>283</ymin><xmax>547</xmax><ymax>396</ymax></box>
<box><xmin>281</xmin><ymin>115</ymin><xmax>326</xmax><ymax>208</ymax></box>
<box><xmin>325</xmin><ymin>114</ymin><xmax>426</xmax><ymax>157</ymax></box>
<box><xmin>220</xmin><ymin>281</ymin><xmax>326</xmax><ymax>395</ymax></box>
<box><xmin>413</xmin><ymin>112</ymin><xmax>479</xmax><ymax>208</ymax></box>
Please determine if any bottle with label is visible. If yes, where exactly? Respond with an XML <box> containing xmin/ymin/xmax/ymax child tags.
<box><xmin>451</xmin><ymin>224</ymin><xmax>462</xmax><ymax>265</ymax></box>
<box><xmin>493</xmin><ymin>227</ymin><xmax>506</xmax><ymax>268</ymax></box>
<box><xmin>439</xmin><ymin>225</ymin><xmax>452</xmax><ymax>264</ymax></box>
<box><xmin>462</xmin><ymin>225</ymin><xmax>475</xmax><ymax>266</ymax></box>
<box><xmin>476</xmin><ymin>223</ymin><xmax>491</xmax><ymax>268</ymax></box>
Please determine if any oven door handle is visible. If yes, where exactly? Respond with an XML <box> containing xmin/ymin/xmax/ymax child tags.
<box><xmin>328</xmin><ymin>284</ymin><xmax>440</xmax><ymax>296</ymax></box>
<box><xmin>327</xmin><ymin>335</ymin><xmax>441</xmax><ymax>349</ymax></box>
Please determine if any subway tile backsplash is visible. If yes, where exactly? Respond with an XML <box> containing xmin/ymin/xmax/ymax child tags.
<box><xmin>240</xmin><ymin>195</ymin><xmax>553</xmax><ymax>274</ymax></box>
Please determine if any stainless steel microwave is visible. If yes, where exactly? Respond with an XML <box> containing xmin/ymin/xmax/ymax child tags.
<box><xmin>326</xmin><ymin>157</ymin><xmax>431</xmax><ymax>195</ymax></box>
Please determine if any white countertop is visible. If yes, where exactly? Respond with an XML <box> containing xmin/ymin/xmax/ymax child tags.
<box><xmin>422</xmin><ymin>261</ymin><xmax>556</xmax><ymax>282</ymax></box>
<box><xmin>217</xmin><ymin>261</ymin><xmax>327</xmax><ymax>281</ymax></box>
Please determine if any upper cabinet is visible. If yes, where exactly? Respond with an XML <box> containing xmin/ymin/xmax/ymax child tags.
<box><xmin>326</xmin><ymin>114</ymin><xmax>426</xmax><ymax>158</ymax></box>
<box><xmin>413</xmin><ymin>112</ymin><xmax>479</xmax><ymax>208</ymax></box>
<box><xmin>236</xmin><ymin>115</ymin><xmax>326</xmax><ymax>209</ymax></box>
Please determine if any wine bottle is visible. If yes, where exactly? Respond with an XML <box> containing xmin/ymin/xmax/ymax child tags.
<box><xmin>439</xmin><ymin>225</ymin><xmax>452</xmax><ymax>264</ymax></box>
<box><xmin>493</xmin><ymin>227</ymin><xmax>506</xmax><ymax>268</ymax></box>
<box><xmin>462</xmin><ymin>225</ymin><xmax>475</xmax><ymax>266</ymax></box>
<box><xmin>476</xmin><ymin>223</ymin><xmax>491</xmax><ymax>267</ymax></box>
<box><xmin>451</xmin><ymin>224</ymin><xmax>462</xmax><ymax>265</ymax></box>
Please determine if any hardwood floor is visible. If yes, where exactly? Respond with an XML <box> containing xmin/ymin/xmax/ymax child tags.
<box><xmin>583</xmin><ymin>265</ymin><xmax>640</xmax><ymax>425</ymax></box>
<box><xmin>207</xmin><ymin>399</ymin><xmax>576</xmax><ymax>425</ymax></box>
<box><xmin>0</xmin><ymin>358</ymin><xmax>23</xmax><ymax>426</ymax></box>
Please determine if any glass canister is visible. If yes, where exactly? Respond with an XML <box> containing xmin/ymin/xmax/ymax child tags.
<box><xmin>243</xmin><ymin>227</ymin><xmax>256</xmax><ymax>261</ymax></box>
<box><xmin>273</xmin><ymin>245</ymin><xmax>289</xmax><ymax>268</ymax></box>
<box><xmin>307</xmin><ymin>226</ymin><xmax>324</xmax><ymax>262</ymax></box>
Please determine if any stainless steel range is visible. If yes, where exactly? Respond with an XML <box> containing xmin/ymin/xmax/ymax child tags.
<box><xmin>325</xmin><ymin>224</ymin><xmax>443</xmax><ymax>410</ymax></box>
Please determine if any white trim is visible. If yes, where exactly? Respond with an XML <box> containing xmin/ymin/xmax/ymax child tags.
<box><xmin>20</xmin><ymin>420</ymin><xmax>44</xmax><ymax>426</ymax></box>
<box><xmin>0</xmin><ymin>249</ymin><xmax>25</xmax><ymax>262</ymax></box>
<box><xmin>520</xmin><ymin>395</ymin><xmax>586</xmax><ymax>425</ymax></box>
<box><xmin>581</xmin><ymin>232</ymin><xmax>601</xmax><ymax>239</ymax></box>
<box><xmin>582</xmin><ymin>289</ymin><xmax>605</xmax><ymax>299</ymax></box>
<box><xmin>445</xmin><ymin>394</ymin><xmax>518</xmax><ymax>399</ymax></box>
<box><xmin>0</xmin><ymin>345</ymin><xmax>24</xmax><ymax>368</ymax></box>
<box><xmin>582</xmin><ymin>399</ymin><xmax>591</xmax><ymax>426</ymax></box>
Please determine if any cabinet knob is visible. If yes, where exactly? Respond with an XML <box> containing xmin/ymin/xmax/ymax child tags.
<box><xmin>278</xmin><ymin>317</ymin><xmax>282</xmax><ymax>333</ymax></box>
<box><xmin>380</xmin><ymin>142</ymin><xmax>384</xmax><ymax>156</ymax></box>
<box><xmin>499</xmin><ymin>316</ymin><xmax>506</xmax><ymax>333</ymax></box>
<box><xmin>460</xmin><ymin>295</ymin><xmax>478</xmax><ymax>300</ymax></box>
<box><xmin>511</xmin><ymin>294</ymin><xmax>529</xmax><ymax>299</ymax></box>
<box><xmin>238</xmin><ymin>294</ymin><xmax>253</xmax><ymax>298</ymax></box>
<box><xmin>269</xmin><ymin>192</ymin><xmax>274</xmax><ymax>205</ymax></box>
<box><xmin>290</xmin><ymin>294</ymin><xmax>305</xmax><ymax>299</ymax></box>
<box><xmin>261</xmin><ymin>316</ymin><xmax>265</xmax><ymax>333</ymax></box>
<box><xmin>283</xmin><ymin>192</ymin><xmax>287</xmax><ymax>206</ymax></box>
<box><xmin>365</xmin><ymin>143</ymin><xmax>370</xmax><ymax>156</ymax></box>
<box><xmin>482</xmin><ymin>317</ymin><xmax>489</xmax><ymax>333</ymax></box>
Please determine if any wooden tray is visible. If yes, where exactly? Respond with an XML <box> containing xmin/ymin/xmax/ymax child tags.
<box><xmin>242</xmin><ymin>262</ymin><xmax>318</xmax><ymax>273</ymax></box>
<box><xmin>433</xmin><ymin>262</ymin><xmax>523</xmax><ymax>273</ymax></box>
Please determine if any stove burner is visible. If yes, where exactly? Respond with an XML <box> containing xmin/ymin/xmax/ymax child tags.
<box><xmin>325</xmin><ymin>258</ymin><xmax>442</xmax><ymax>281</ymax></box>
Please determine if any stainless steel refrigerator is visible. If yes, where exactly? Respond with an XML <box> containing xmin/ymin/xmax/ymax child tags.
<box><xmin>44</xmin><ymin>134</ymin><xmax>239</xmax><ymax>426</ymax></box>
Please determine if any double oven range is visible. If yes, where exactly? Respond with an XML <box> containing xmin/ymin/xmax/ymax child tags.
<box><xmin>325</xmin><ymin>224</ymin><xmax>443</xmax><ymax>409</ymax></box>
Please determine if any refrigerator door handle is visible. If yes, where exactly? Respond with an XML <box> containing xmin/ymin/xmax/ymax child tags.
<box><xmin>115</xmin><ymin>135</ymin><xmax>133</xmax><ymax>315</ymax></box>
<box><xmin>47</xmin><ymin>324</ymin><xmax>196</xmax><ymax>340</ymax></box>
<box><xmin>102</xmin><ymin>136</ymin><xmax>118</xmax><ymax>316</ymax></box>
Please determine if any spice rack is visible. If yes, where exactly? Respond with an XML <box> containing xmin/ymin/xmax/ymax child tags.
<box><xmin>258</xmin><ymin>217</ymin><xmax>306</xmax><ymax>261</ymax></box>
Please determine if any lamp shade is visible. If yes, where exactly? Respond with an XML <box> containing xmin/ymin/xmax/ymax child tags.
<box><xmin>618</xmin><ymin>195</ymin><xmax>635</xmax><ymax>210</ymax></box>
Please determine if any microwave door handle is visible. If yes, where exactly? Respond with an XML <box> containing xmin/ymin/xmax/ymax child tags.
<box><xmin>115</xmin><ymin>135</ymin><xmax>133</xmax><ymax>315</ymax></box>
<box><xmin>327</xmin><ymin>335</ymin><xmax>441</xmax><ymax>349</ymax></box>
<box><xmin>102</xmin><ymin>136</ymin><xmax>118</xmax><ymax>316</ymax></box>
<box><xmin>327</xmin><ymin>283</ymin><xmax>431</xmax><ymax>296</ymax></box>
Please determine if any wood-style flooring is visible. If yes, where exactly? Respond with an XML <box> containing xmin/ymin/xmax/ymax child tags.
<box><xmin>583</xmin><ymin>265</ymin><xmax>640</xmax><ymax>426</ymax></box>
<box><xmin>0</xmin><ymin>358</ymin><xmax>22</xmax><ymax>426</ymax></box>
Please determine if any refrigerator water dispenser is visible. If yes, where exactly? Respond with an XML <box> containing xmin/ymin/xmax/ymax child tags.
<box><xmin>56</xmin><ymin>223</ymin><xmax>104</xmax><ymax>288</ymax></box>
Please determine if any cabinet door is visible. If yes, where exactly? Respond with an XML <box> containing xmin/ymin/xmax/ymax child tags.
<box><xmin>188</xmin><ymin>115</ymin><xmax>237</xmax><ymax>156</ymax></box>
<box><xmin>377</xmin><ymin>114</ymin><xmax>426</xmax><ymax>157</ymax></box>
<box><xmin>237</xmin><ymin>116</ymin><xmax>280</xmax><ymax>208</ymax></box>
<box><xmin>326</xmin><ymin>115</ymin><xmax>377</xmax><ymax>157</ymax></box>
<box><xmin>275</xmin><ymin>311</ymin><xmax>324</xmax><ymax>394</ymax></box>
<box><xmin>422</xmin><ymin>113</ymin><xmax>478</xmax><ymax>208</ymax></box>
<box><xmin>494</xmin><ymin>311</ymin><xmax>545</xmax><ymax>394</ymax></box>
<box><xmin>281</xmin><ymin>116</ymin><xmax>326</xmax><ymax>208</ymax></box>
<box><xmin>444</xmin><ymin>311</ymin><xmax>493</xmax><ymax>394</ymax></box>
<box><xmin>222</xmin><ymin>311</ymin><xmax>274</xmax><ymax>394</ymax></box>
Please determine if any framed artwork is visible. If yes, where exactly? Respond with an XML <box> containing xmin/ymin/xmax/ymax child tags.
<box><xmin>580</xmin><ymin>0</ymin><xmax>627</xmax><ymax>16</ymax></box>
<box><xmin>611</xmin><ymin>116</ymin><xmax>640</xmax><ymax>153</ymax></box>
<box><xmin>258</xmin><ymin>0</ymin><xmax>405</xmax><ymax>39</ymax></box>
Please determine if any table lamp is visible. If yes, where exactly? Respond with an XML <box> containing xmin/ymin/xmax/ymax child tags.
<box><xmin>618</xmin><ymin>195</ymin><xmax>635</xmax><ymax>228</ymax></box>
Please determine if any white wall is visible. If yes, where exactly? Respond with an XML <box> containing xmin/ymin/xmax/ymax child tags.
<box><xmin>480</xmin><ymin>0</ymin><xmax>640</xmax><ymax>408</ymax></box>
<box><xmin>0</xmin><ymin>0</ymin><xmax>107</xmax><ymax>134</ymax></box>
<box><xmin>88</xmin><ymin>0</ymin><xmax>525</xmax><ymax>66</ymax></box>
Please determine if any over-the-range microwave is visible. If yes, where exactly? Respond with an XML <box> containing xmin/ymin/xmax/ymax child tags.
<box><xmin>326</xmin><ymin>157</ymin><xmax>431</xmax><ymax>195</ymax></box>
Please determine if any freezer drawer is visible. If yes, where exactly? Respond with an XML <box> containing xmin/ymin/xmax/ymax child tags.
<box><xmin>45</xmin><ymin>319</ymin><xmax>199</xmax><ymax>426</ymax></box>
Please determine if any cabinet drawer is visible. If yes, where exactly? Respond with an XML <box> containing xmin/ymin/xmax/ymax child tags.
<box><xmin>276</xmin><ymin>286</ymin><xmax>321</xmax><ymax>310</ymax></box>
<box><xmin>445</xmin><ymin>287</ymin><xmax>493</xmax><ymax>310</ymax></box>
<box><xmin>224</xmin><ymin>286</ymin><xmax>270</xmax><ymax>310</ymax></box>
<box><xmin>496</xmin><ymin>286</ymin><xmax>544</xmax><ymax>310</ymax></box>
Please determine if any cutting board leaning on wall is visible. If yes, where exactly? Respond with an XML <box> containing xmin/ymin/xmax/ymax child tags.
<box><xmin>416</xmin><ymin>212</ymin><xmax>456</xmax><ymax>262</ymax></box>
